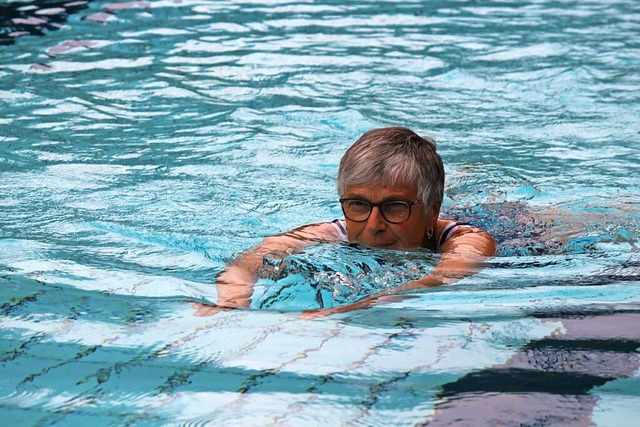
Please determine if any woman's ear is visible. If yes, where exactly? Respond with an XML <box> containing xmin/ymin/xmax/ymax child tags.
<box><xmin>429</xmin><ymin>201</ymin><xmax>441</xmax><ymax>222</ymax></box>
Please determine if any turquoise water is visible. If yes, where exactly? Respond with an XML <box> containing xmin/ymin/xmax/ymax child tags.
<box><xmin>1</xmin><ymin>0</ymin><xmax>640</xmax><ymax>425</ymax></box>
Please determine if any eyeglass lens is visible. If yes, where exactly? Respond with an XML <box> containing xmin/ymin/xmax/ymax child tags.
<box><xmin>341</xmin><ymin>199</ymin><xmax>412</xmax><ymax>223</ymax></box>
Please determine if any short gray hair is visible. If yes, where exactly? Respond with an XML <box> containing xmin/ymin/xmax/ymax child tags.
<box><xmin>337</xmin><ymin>127</ymin><xmax>444</xmax><ymax>211</ymax></box>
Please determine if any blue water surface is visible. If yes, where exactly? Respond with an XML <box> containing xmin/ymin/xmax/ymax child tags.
<box><xmin>1</xmin><ymin>0</ymin><xmax>640</xmax><ymax>425</ymax></box>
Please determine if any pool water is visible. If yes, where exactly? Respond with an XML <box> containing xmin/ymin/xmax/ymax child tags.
<box><xmin>1</xmin><ymin>0</ymin><xmax>640</xmax><ymax>425</ymax></box>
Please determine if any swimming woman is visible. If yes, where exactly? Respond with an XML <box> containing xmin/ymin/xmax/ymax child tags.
<box><xmin>194</xmin><ymin>127</ymin><xmax>496</xmax><ymax>317</ymax></box>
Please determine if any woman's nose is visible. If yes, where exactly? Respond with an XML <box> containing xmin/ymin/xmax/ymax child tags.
<box><xmin>365</xmin><ymin>206</ymin><xmax>387</xmax><ymax>231</ymax></box>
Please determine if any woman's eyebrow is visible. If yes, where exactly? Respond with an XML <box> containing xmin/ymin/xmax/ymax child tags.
<box><xmin>344</xmin><ymin>195</ymin><xmax>415</xmax><ymax>203</ymax></box>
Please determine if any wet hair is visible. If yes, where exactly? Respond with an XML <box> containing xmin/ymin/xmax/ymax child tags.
<box><xmin>337</xmin><ymin>127</ymin><xmax>445</xmax><ymax>212</ymax></box>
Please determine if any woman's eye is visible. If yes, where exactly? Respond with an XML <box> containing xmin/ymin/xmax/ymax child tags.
<box><xmin>385</xmin><ymin>202</ymin><xmax>407</xmax><ymax>211</ymax></box>
<box><xmin>348</xmin><ymin>201</ymin><xmax>369</xmax><ymax>210</ymax></box>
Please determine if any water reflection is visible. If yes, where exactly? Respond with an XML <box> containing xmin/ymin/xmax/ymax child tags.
<box><xmin>0</xmin><ymin>0</ymin><xmax>91</xmax><ymax>45</ymax></box>
<box><xmin>428</xmin><ymin>310</ymin><xmax>640</xmax><ymax>426</ymax></box>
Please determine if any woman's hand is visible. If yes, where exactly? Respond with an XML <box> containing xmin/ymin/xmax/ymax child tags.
<box><xmin>300</xmin><ymin>286</ymin><xmax>422</xmax><ymax>319</ymax></box>
<box><xmin>191</xmin><ymin>302</ymin><xmax>232</xmax><ymax>317</ymax></box>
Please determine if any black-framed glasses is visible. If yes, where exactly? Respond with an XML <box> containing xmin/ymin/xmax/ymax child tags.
<box><xmin>339</xmin><ymin>198</ymin><xmax>418</xmax><ymax>224</ymax></box>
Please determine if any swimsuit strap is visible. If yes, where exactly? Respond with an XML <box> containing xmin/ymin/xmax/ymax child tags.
<box><xmin>438</xmin><ymin>222</ymin><xmax>471</xmax><ymax>249</ymax></box>
<box><xmin>332</xmin><ymin>219</ymin><xmax>348</xmax><ymax>242</ymax></box>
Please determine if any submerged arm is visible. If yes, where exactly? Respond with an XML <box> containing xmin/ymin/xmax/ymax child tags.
<box><xmin>401</xmin><ymin>226</ymin><xmax>496</xmax><ymax>289</ymax></box>
<box><xmin>301</xmin><ymin>227</ymin><xmax>496</xmax><ymax>318</ymax></box>
<box><xmin>194</xmin><ymin>222</ymin><xmax>339</xmax><ymax>315</ymax></box>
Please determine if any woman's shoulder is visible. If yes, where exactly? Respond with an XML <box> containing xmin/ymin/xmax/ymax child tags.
<box><xmin>437</xmin><ymin>218</ymin><xmax>496</xmax><ymax>255</ymax></box>
<box><xmin>284</xmin><ymin>221</ymin><xmax>344</xmax><ymax>242</ymax></box>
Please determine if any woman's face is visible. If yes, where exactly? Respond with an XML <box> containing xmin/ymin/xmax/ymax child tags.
<box><xmin>342</xmin><ymin>182</ymin><xmax>438</xmax><ymax>250</ymax></box>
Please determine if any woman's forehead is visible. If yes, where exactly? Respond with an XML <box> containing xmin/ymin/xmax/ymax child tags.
<box><xmin>343</xmin><ymin>181</ymin><xmax>418</xmax><ymax>198</ymax></box>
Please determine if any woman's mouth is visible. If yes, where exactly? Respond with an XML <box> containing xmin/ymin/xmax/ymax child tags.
<box><xmin>363</xmin><ymin>241</ymin><xmax>396</xmax><ymax>249</ymax></box>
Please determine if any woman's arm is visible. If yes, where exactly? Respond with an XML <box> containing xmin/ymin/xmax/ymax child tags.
<box><xmin>193</xmin><ymin>222</ymin><xmax>339</xmax><ymax>316</ymax></box>
<box><xmin>301</xmin><ymin>227</ymin><xmax>496</xmax><ymax>318</ymax></box>
<box><xmin>416</xmin><ymin>226</ymin><xmax>496</xmax><ymax>286</ymax></box>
